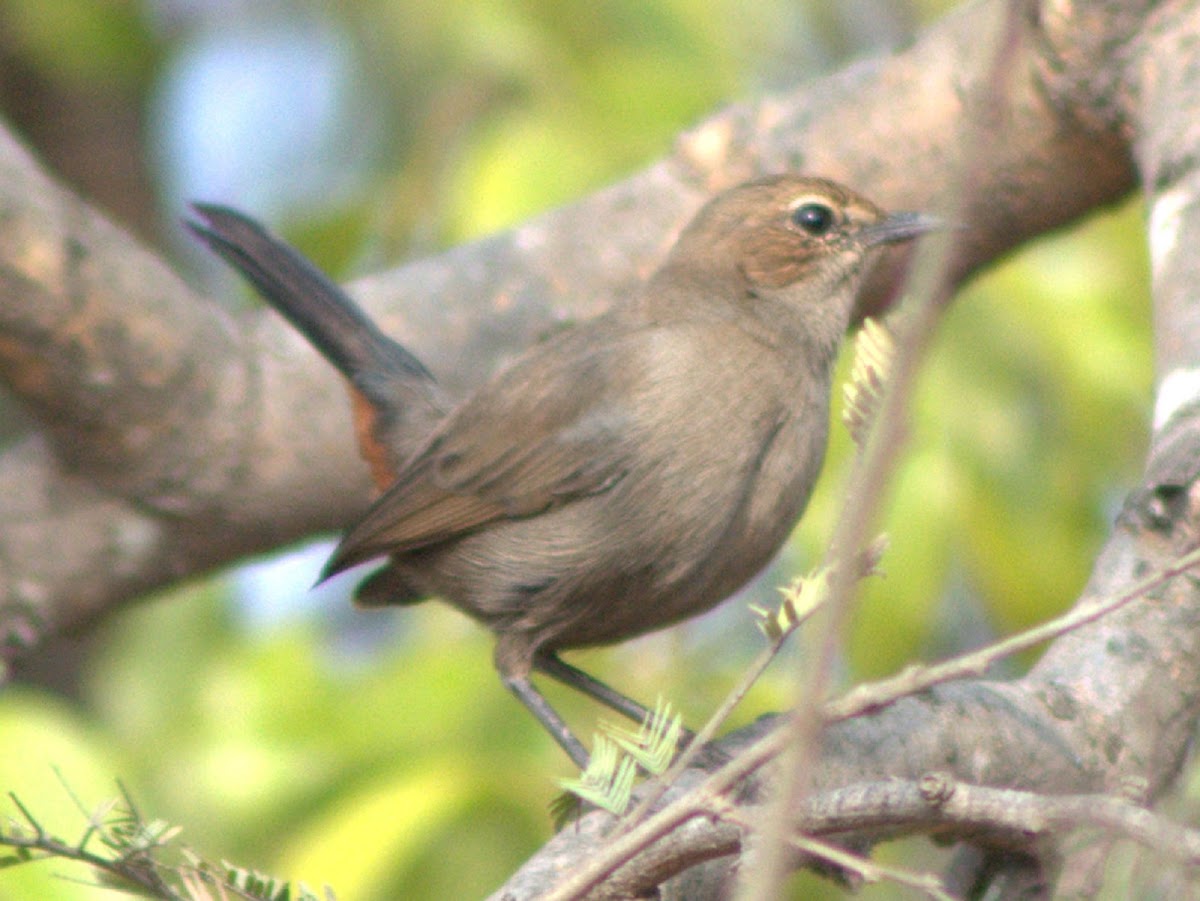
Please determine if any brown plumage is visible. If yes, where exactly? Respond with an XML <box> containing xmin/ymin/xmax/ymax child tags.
<box><xmin>189</xmin><ymin>176</ymin><xmax>936</xmax><ymax>766</ymax></box>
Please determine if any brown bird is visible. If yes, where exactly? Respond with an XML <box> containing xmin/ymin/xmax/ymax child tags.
<box><xmin>189</xmin><ymin>176</ymin><xmax>936</xmax><ymax>767</ymax></box>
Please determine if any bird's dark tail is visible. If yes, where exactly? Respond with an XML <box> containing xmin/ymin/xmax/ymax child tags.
<box><xmin>187</xmin><ymin>203</ymin><xmax>434</xmax><ymax>394</ymax></box>
<box><xmin>188</xmin><ymin>203</ymin><xmax>445</xmax><ymax>486</ymax></box>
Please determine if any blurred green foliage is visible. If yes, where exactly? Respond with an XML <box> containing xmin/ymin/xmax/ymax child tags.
<box><xmin>0</xmin><ymin>0</ymin><xmax>157</xmax><ymax>85</ymax></box>
<box><xmin>0</xmin><ymin>0</ymin><xmax>1158</xmax><ymax>898</ymax></box>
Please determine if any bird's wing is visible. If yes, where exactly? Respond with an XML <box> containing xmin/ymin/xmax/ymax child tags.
<box><xmin>322</xmin><ymin>322</ymin><xmax>642</xmax><ymax>578</ymax></box>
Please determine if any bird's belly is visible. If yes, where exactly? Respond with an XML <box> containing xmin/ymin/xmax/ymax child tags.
<box><xmin>493</xmin><ymin>481</ymin><xmax>810</xmax><ymax>650</ymax></box>
<box><xmin>401</xmin><ymin>411</ymin><xmax>826</xmax><ymax>657</ymax></box>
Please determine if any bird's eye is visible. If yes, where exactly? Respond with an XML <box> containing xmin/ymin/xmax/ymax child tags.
<box><xmin>790</xmin><ymin>202</ymin><xmax>836</xmax><ymax>235</ymax></box>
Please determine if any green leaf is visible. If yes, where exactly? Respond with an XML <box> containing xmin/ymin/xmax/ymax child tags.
<box><xmin>557</xmin><ymin>735</ymin><xmax>636</xmax><ymax>816</ymax></box>
<box><xmin>602</xmin><ymin>698</ymin><xmax>682</xmax><ymax>776</ymax></box>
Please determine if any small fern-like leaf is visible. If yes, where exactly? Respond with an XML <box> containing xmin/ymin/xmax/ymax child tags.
<box><xmin>603</xmin><ymin>698</ymin><xmax>682</xmax><ymax>775</ymax></box>
<box><xmin>842</xmin><ymin>317</ymin><xmax>895</xmax><ymax>447</ymax></box>
<box><xmin>754</xmin><ymin>534</ymin><xmax>891</xmax><ymax>641</ymax></box>
<box><xmin>548</xmin><ymin>791</ymin><xmax>583</xmax><ymax>830</ymax></box>
<box><xmin>752</xmin><ymin>567</ymin><xmax>829</xmax><ymax>640</ymax></box>
<box><xmin>223</xmin><ymin>861</ymin><xmax>297</xmax><ymax>900</ymax></box>
<box><xmin>556</xmin><ymin>734</ymin><xmax>637</xmax><ymax>815</ymax></box>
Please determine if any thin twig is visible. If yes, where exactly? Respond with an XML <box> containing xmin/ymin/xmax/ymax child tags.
<box><xmin>789</xmin><ymin>834</ymin><xmax>956</xmax><ymax>901</ymax></box>
<box><xmin>718</xmin><ymin>800</ymin><xmax>955</xmax><ymax>901</ymax></box>
<box><xmin>823</xmin><ymin>542</ymin><xmax>1200</xmax><ymax>722</ymax></box>
<box><xmin>622</xmin><ymin>551</ymin><xmax>883</xmax><ymax>834</ymax></box>
<box><xmin>2</xmin><ymin>792</ymin><xmax>180</xmax><ymax>899</ymax></box>
<box><xmin>738</xmin><ymin>4</ymin><xmax>1030</xmax><ymax>898</ymax></box>
<box><xmin>616</xmin><ymin>629</ymin><xmax>791</xmax><ymax>835</ymax></box>
<box><xmin>0</xmin><ymin>779</ymin><xmax>329</xmax><ymax>900</ymax></box>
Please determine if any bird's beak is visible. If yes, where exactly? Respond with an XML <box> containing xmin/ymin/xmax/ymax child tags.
<box><xmin>860</xmin><ymin>211</ymin><xmax>945</xmax><ymax>247</ymax></box>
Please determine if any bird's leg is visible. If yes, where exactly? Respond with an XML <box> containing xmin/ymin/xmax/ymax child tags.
<box><xmin>500</xmin><ymin>672</ymin><xmax>590</xmax><ymax>768</ymax></box>
<box><xmin>535</xmin><ymin>653</ymin><xmax>653</xmax><ymax>723</ymax></box>
<box><xmin>535</xmin><ymin>653</ymin><xmax>696</xmax><ymax>746</ymax></box>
